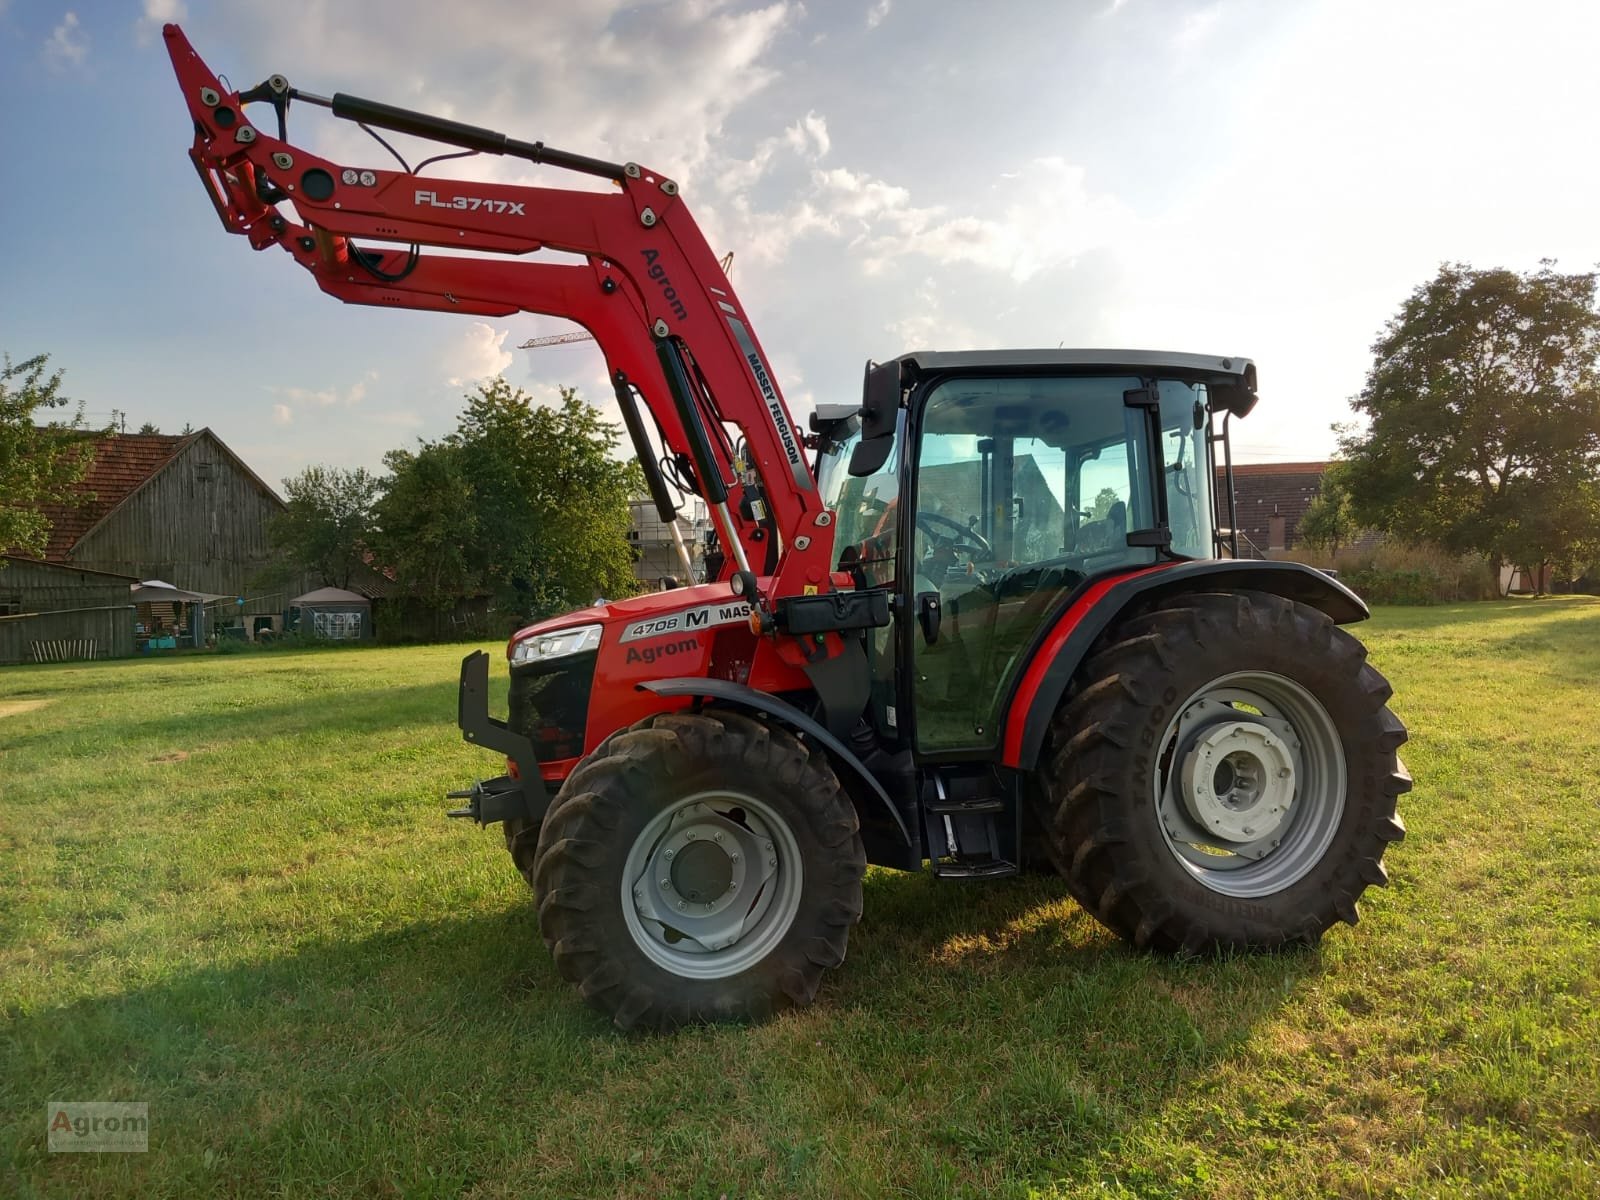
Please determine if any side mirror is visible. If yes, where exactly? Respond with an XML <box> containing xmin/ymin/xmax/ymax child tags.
<box><xmin>850</xmin><ymin>359</ymin><xmax>900</xmax><ymax>476</ymax></box>
<box><xmin>1211</xmin><ymin>381</ymin><xmax>1258</xmax><ymax>418</ymax></box>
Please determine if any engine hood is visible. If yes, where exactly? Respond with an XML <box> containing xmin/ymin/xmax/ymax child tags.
<box><xmin>507</xmin><ymin>581</ymin><xmax>756</xmax><ymax>650</ymax></box>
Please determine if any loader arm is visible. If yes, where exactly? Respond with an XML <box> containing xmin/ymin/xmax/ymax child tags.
<box><xmin>294</xmin><ymin>243</ymin><xmax>773</xmax><ymax>577</ymax></box>
<box><xmin>164</xmin><ymin>24</ymin><xmax>824</xmax><ymax>603</ymax></box>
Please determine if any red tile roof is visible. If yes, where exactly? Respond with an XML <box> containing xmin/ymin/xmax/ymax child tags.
<box><xmin>36</xmin><ymin>433</ymin><xmax>191</xmax><ymax>561</ymax></box>
<box><xmin>1215</xmin><ymin>461</ymin><xmax>1329</xmax><ymax>550</ymax></box>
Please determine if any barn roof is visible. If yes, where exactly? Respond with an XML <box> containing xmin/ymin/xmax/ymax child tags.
<box><xmin>31</xmin><ymin>428</ymin><xmax>284</xmax><ymax>562</ymax></box>
<box><xmin>0</xmin><ymin>554</ymin><xmax>140</xmax><ymax>582</ymax></box>
<box><xmin>34</xmin><ymin>432</ymin><xmax>189</xmax><ymax>561</ymax></box>
<box><xmin>1217</xmin><ymin>461</ymin><xmax>1330</xmax><ymax>550</ymax></box>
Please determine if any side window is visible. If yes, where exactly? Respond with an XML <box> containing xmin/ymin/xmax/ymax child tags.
<box><xmin>826</xmin><ymin>439</ymin><xmax>900</xmax><ymax>587</ymax></box>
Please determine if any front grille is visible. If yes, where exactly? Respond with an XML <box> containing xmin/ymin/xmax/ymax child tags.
<box><xmin>508</xmin><ymin>650</ymin><xmax>597</xmax><ymax>762</ymax></box>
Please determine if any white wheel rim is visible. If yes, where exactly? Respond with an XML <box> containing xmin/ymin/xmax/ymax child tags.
<box><xmin>1153</xmin><ymin>671</ymin><xmax>1346</xmax><ymax>898</ymax></box>
<box><xmin>619</xmin><ymin>789</ymin><xmax>804</xmax><ymax>980</ymax></box>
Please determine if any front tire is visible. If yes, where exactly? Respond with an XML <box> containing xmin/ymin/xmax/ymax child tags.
<box><xmin>532</xmin><ymin>709</ymin><xmax>865</xmax><ymax>1030</ymax></box>
<box><xmin>1032</xmin><ymin>591</ymin><xmax>1410</xmax><ymax>953</ymax></box>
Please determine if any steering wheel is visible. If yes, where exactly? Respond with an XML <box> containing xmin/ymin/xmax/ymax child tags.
<box><xmin>916</xmin><ymin>510</ymin><xmax>994</xmax><ymax>561</ymax></box>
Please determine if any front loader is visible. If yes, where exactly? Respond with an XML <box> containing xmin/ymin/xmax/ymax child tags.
<box><xmin>165</xmin><ymin>27</ymin><xmax>1410</xmax><ymax>1030</ymax></box>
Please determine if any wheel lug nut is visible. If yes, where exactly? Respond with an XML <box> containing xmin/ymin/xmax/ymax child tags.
<box><xmin>713</xmin><ymin>831</ymin><xmax>723</xmax><ymax>842</ymax></box>
<box><xmin>676</xmin><ymin>900</ymin><xmax>687</xmax><ymax>910</ymax></box>
<box><xmin>664</xmin><ymin>848</ymin><xmax>674</xmax><ymax>858</ymax></box>
<box><xmin>730</xmin><ymin>852</ymin><xmax>740</xmax><ymax>862</ymax></box>
<box><xmin>686</xmin><ymin>830</ymin><xmax>697</xmax><ymax>840</ymax></box>
<box><xmin>768</xmin><ymin>856</ymin><xmax>777</xmax><ymax>867</ymax></box>
<box><xmin>659</xmin><ymin>878</ymin><xmax>670</xmax><ymax>889</ymax></box>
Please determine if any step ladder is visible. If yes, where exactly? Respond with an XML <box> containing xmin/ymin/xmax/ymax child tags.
<box><xmin>923</xmin><ymin>776</ymin><xmax>1019</xmax><ymax>880</ymax></box>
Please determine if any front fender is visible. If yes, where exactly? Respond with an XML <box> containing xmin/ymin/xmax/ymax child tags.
<box><xmin>637</xmin><ymin>677</ymin><xmax>913</xmax><ymax>846</ymax></box>
<box><xmin>1002</xmin><ymin>560</ymin><xmax>1367</xmax><ymax>770</ymax></box>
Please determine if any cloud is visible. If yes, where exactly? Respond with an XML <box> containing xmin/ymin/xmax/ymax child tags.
<box><xmin>1175</xmin><ymin>2</ymin><xmax>1221</xmax><ymax>46</ymax></box>
<box><xmin>784</xmin><ymin>111</ymin><xmax>830</xmax><ymax>159</ymax></box>
<box><xmin>214</xmin><ymin>1</ymin><xmax>795</xmax><ymax>188</ymax></box>
<box><xmin>138</xmin><ymin>0</ymin><xmax>187</xmax><ymax>43</ymax></box>
<box><xmin>867</xmin><ymin>0</ymin><xmax>891</xmax><ymax>30</ymax></box>
<box><xmin>271</xmin><ymin>403</ymin><xmax>293</xmax><ymax>426</ymax></box>
<box><xmin>886</xmin><ymin>278</ymin><xmax>994</xmax><ymax>353</ymax></box>
<box><xmin>704</xmin><ymin>154</ymin><xmax>1130</xmax><ymax>285</ymax></box>
<box><xmin>43</xmin><ymin>12</ymin><xmax>88</xmax><ymax>68</ymax></box>
<box><xmin>444</xmin><ymin>323</ymin><xmax>514</xmax><ymax>388</ymax></box>
<box><xmin>267</xmin><ymin>369</ymin><xmax>377</xmax><ymax>409</ymax></box>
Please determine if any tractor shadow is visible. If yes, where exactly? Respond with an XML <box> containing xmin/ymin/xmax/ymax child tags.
<box><xmin>4</xmin><ymin>867</ymin><xmax>1327</xmax><ymax>1195</ymax></box>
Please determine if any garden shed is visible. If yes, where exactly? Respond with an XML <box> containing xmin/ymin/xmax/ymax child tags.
<box><xmin>0</xmin><ymin>556</ymin><xmax>138</xmax><ymax>664</ymax></box>
<box><xmin>289</xmin><ymin>587</ymin><xmax>372</xmax><ymax>641</ymax></box>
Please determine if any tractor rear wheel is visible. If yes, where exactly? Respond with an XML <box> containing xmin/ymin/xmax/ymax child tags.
<box><xmin>1033</xmin><ymin>591</ymin><xmax>1409</xmax><ymax>952</ymax></box>
<box><xmin>531</xmin><ymin>709</ymin><xmax>865</xmax><ymax>1030</ymax></box>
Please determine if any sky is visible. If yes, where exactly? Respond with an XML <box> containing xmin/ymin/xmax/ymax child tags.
<box><xmin>4</xmin><ymin>0</ymin><xmax>1600</xmax><ymax>492</ymax></box>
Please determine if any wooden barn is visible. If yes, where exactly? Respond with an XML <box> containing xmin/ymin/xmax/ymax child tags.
<box><xmin>0</xmin><ymin>556</ymin><xmax>137</xmax><ymax>665</ymax></box>
<box><xmin>34</xmin><ymin>429</ymin><xmax>295</xmax><ymax>618</ymax></box>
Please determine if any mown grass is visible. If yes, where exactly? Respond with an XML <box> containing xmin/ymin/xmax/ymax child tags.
<box><xmin>2</xmin><ymin>600</ymin><xmax>1597</xmax><ymax>1198</ymax></box>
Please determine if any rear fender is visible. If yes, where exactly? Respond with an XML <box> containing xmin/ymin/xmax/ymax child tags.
<box><xmin>1002</xmin><ymin>560</ymin><xmax>1367</xmax><ymax>770</ymax></box>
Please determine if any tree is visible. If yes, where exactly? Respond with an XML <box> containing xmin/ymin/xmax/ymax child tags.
<box><xmin>1339</xmin><ymin>262</ymin><xmax>1600</xmax><ymax>589</ymax></box>
<box><xmin>373</xmin><ymin>441</ymin><xmax>479</xmax><ymax>612</ymax></box>
<box><xmin>1089</xmin><ymin>487</ymin><xmax>1120</xmax><ymax>520</ymax></box>
<box><xmin>376</xmin><ymin>378</ymin><xmax>641</xmax><ymax>621</ymax></box>
<box><xmin>268</xmin><ymin>465</ymin><xmax>381</xmax><ymax>589</ymax></box>
<box><xmin>0</xmin><ymin>353</ymin><xmax>96</xmax><ymax>561</ymax></box>
<box><xmin>138</xmin><ymin>421</ymin><xmax>160</xmax><ymax>435</ymax></box>
<box><xmin>1298</xmin><ymin>463</ymin><xmax>1359</xmax><ymax>557</ymax></box>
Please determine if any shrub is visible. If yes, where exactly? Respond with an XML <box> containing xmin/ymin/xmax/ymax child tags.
<box><xmin>1294</xmin><ymin>541</ymin><xmax>1498</xmax><ymax>605</ymax></box>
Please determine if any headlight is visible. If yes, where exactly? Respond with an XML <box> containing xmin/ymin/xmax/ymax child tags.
<box><xmin>510</xmin><ymin>623</ymin><xmax>603</xmax><ymax>665</ymax></box>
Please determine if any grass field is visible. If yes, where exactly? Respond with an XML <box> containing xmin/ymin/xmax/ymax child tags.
<box><xmin>2</xmin><ymin>599</ymin><xmax>1597</xmax><ymax>1198</ymax></box>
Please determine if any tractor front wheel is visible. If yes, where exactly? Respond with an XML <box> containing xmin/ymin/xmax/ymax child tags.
<box><xmin>531</xmin><ymin>709</ymin><xmax>865</xmax><ymax>1030</ymax></box>
<box><xmin>1034</xmin><ymin>591</ymin><xmax>1410</xmax><ymax>952</ymax></box>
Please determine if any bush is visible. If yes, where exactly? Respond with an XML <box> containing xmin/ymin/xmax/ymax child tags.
<box><xmin>1295</xmin><ymin>541</ymin><xmax>1498</xmax><ymax>605</ymax></box>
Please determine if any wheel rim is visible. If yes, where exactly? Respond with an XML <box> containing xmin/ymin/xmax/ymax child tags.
<box><xmin>1153</xmin><ymin>671</ymin><xmax>1346</xmax><ymax>898</ymax></box>
<box><xmin>620</xmin><ymin>789</ymin><xmax>804</xmax><ymax>980</ymax></box>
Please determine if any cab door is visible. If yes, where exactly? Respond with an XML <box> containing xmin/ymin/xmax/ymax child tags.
<box><xmin>904</xmin><ymin>373</ymin><xmax>1158</xmax><ymax>756</ymax></box>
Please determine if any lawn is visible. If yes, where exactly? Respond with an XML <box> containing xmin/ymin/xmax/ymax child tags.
<box><xmin>2</xmin><ymin>600</ymin><xmax>1597</xmax><ymax>1198</ymax></box>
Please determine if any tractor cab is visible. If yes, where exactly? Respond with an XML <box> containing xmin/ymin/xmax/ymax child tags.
<box><xmin>814</xmin><ymin>351</ymin><xmax>1255</xmax><ymax>759</ymax></box>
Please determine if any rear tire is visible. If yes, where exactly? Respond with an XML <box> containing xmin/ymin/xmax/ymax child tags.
<box><xmin>531</xmin><ymin>709</ymin><xmax>865</xmax><ymax>1030</ymax></box>
<box><xmin>1031</xmin><ymin>591</ymin><xmax>1410</xmax><ymax>952</ymax></box>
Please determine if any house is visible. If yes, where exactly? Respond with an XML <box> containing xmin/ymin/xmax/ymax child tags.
<box><xmin>30</xmin><ymin>429</ymin><xmax>298</xmax><ymax>618</ymax></box>
<box><xmin>1217</xmin><ymin>461</ymin><xmax>1329</xmax><ymax>555</ymax></box>
<box><xmin>628</xmin><ymin>496</ymin><xmax>710</xmax><ymax>588</ymax></box>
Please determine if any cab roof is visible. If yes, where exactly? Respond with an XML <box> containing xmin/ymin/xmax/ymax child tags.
<box><xmin>898</xmin><ymin>348</ymin><xmax>1254</xmax><ymax>380</ymax></box>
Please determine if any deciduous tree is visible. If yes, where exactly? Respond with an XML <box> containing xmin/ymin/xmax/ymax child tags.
<box><xmin>1298</xmin><ymin>463</ymin><xmax>1359</xmax><ymax>557</ymax></box>
<box><xmin>268</xmin><ymin>465</ymin><xmax>381</xmax><ymax>590</ymax></box>
<box><xmin>1339</xmin><ymin>262</ymin><xmax>1600</xmax><ymax>590</ymax></box>
<box><xmin>376</xmin><ymin>378</ymin><xmax>641</xmax><ymax>621</ymax></box>
<box><xmin>0</xmin><ymin>353</ymin><xmax>95</xmax><ymax>562</ymax></box>
<box><xmin>373</xmin><ymin>441</ymin><xmax>478</xmax><ymax>612</ymax></box>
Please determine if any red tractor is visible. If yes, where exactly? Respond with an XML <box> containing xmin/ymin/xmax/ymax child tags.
<box><xmin>166</xmin><ymin>28</ymin><xmax>1409</xmax><ymax>1030</ymax></box>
